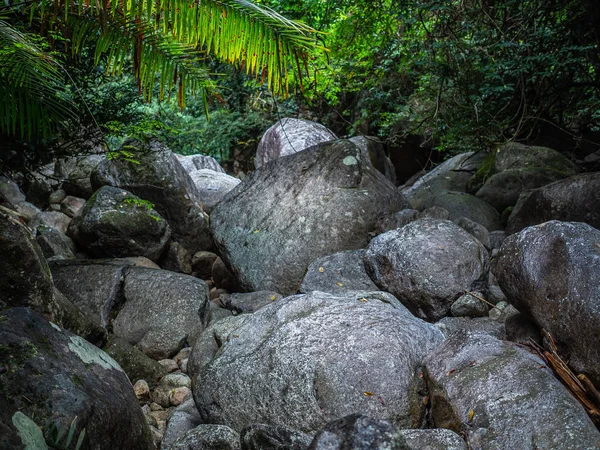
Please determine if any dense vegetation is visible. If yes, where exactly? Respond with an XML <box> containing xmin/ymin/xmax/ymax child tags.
<box><xmin>1</xmin><ymin>0</ymin><xmax>599</xmax><ymax>172</ymax></box>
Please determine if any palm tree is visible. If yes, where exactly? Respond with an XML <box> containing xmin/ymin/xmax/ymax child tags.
<box><xmin>0</xmin><ymin>0</ymin><xmax>318</xmax><ymax>140</ymax></box>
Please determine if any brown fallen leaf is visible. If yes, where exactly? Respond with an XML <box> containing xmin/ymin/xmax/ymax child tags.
<box><xmin>468</xmin><ymin>409</ymin><xmax>475</xmax><ymax>422</ymax></box>
<box><xmin>363</xmin><ymin>392</ymin><xmax>374</xmax><ymax>397</ymax></box>
<box><xmin>336</xmin><ymin>282</ymin><xmax>343</xmax><ymax>287</ymax></box>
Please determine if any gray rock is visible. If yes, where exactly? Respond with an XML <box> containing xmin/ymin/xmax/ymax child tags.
<box><xmin>421</xmin><ymin>206</ymin><xmax>450</xmax><ymax>220</ymax></box>
<box><xmin>240</xmin><ymin>424</ymin><xmax>312</xmax><ymax>450</ymax></box>
<box><xmin>169</xmin><ymin>424</ymin><xmax>240</xmax><ymax>450</ymax></box>
<box><xmin>0</xmin><ymin>176</ymin><xmax>26</xmax><ymax>205</ymax></box>
<box><xmin>188</xmin><ymin>169</ymin><xmax>241</xmax><ymax>213</ymax></box>
<box><xmin>92</xmin><ymin>138</ymin><xmax>212</xmax><ymax>253</ymax></box>
<box><xmin>255</xmin><ymin>118</ymin><xmax>337</xmax><ymax>168</ymax></box>
<box><xmin>424</xmin><ymin>191</ymin><xmax>501</xmax><ymax>231</ymax></box>
<box><xmin>161</xmin><ymin>241</ymin><xmax>193</xmax><ymax>274</ymax></box>
<box><xmin>300</xmin><ymin>250</ymin><xmax>379</xmax><ymax>295</ymax></box>
<box><xmin>50</xmin><ymin>260</ymin><xmax>126</xmax><ymax>331</ymax></box>
<box><xmin>505</xmin><ymin>313</ymin><xmax>542</xmax><ymax>346</ymax></box>
<box><xmin>161</xmin><ymin>396</ymin><xmax>203</xmax><ymax>450</ymax></box>
<box><xmin>454</xmin><ymin>216</ymin><xmax>491</xmax><ymax>249</ymax></box>
<box><xmin>434</xmin><ymin>316</ymin><xmax>505</xmax><ymax>340</ymax></box>
<box><xmin>36</xmin><ymin>226</ymin><xmax>77</xmax><ymax>260</ymax></box>
<box><xmin>151</xmin><ymin>373</ymin><xmax>192</xmax><ymax>407</ymax></box>
<box><xmin>49</xmin><ymin>188</ymin><xmax>67</xmax><ymax>204</ymax></box>
<box><xmin>506</xmin><ymin>172</ymin><xmax>600</xmax><ymax>234</ymax></box>
<box><xmin>208</xmin><ymin>302</ymin><xmax>234</xmax><ymax>325</ymax></box>
<box><xmin>55</xmin><ymin>154</ymin><xmax>104</xmax><ymax>198</ymax></box>
<box><xmin>69</xmin><ymin>186</ymin><xmax>171</xmax><ymax>261</ymax></box>
<box><xmin>113</xmin><ymin>267</ymin><xmax>210</xmax><ymax>359</ymax></box>
<box><xmin>364</xmin><ymin>219</ymin><xmax>489</xmax><ymax>321</ymax></box>
<box><xmin>191</xmin><ymin>251</ymin><xmax>219</xmax><ymax>280</ymax></box>
<box><xmin>493</xmin><ymin>220</ymin><xmax>600</xmax><ymax>384</ymax></box>
<box><xmin>348</xmin><ymin>136</ymin><xmax>397</xmax><ymax>184</ymax></box>
<box><xmin>176</xmin><ymin>154</ymin><xmax>226</xmax><ymax>173</ymax></box>
<box><xmin>225</xmin><ymin>291</ymin><xmax>282</xmax><ymax>314</ymax></box>
<box><xmin>25</xmin><ymin>164</ymin><xmax>58</xmax><ymax>207</ymax></box>
<box><xmin>423</xmin><ymin>331</ymin><xmax>600</xmax><ymax>449</ymax></box>
<box><xmin>307</xmin><ymin>414</ymin><xmax>409</xmax><ymax>450</ymax></box>
<box><xmin>193</xmin><ymin>291</ymin><xmax>444</xmax><ymax>433</ymax></box>
<box><xmin>31</xmin><ymin>210</ymin><xmax>71</xmax><ymax>234</ymax></box>
<box><xmin>212</xmin><ymin>256</ymin><xmax>239</xmax><ymax>291</ymax></box>
<box><xmin>450</xmin><ymin>292</ymin><xmax>489</xmax><ymax>318</ymax></box>
<box><xmin>488</xmin><ymin>301</ymin><xmax>519</xmax><ymax>322</ymax></box>
<box><xmin>12</xmin><ymin>201</ymin><xmax>41</xmax><ymax>223</ymax></box>
<box><xmin>488</xmin><ymin>230</ymin><xmax>506</xmax><ymax>250</ymax></box>
<box><xmin>0</xmin><ymin>207</ymin><xmax>56</xmax><ymax>317</ymax></box>
<box><xmin>211</xmin><ymin>139</ymin><xmax>409</xmax><ymax>294</ymax></box>
<box><xmin>398</xmin><ymin>429</ymin><xmax>467</xmax><ymax>450</ymax></box>
<box><xmin>373</xmin><ymin>209</ymin><xmax>420</xmax><ymax>235</ymax></box>
<box><xmin>0</xmin><ymin>308</ymin><xmax>154</xmax><ymax>450</ymax></box>
<box><xmin>103</xmin><ymin>335</ymin><xmax>168</xmax><ymax>388</ymax></box>
<box><xmin>60</xmin><ymin>195</ymin><xmax>86</xmax><ymax>217</ymax></box>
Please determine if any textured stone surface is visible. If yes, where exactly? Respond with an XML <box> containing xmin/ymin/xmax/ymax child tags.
<box><xmin>454</xmin><ymin>216</ymin><xmax>490</xmax><ymax>249</ymax></box>
<box><xmin>151</xmin><ymin>373</ymin><xmax>192</xmax><ymax>407</ymax></box>
<box><xmin>191</xmin><ymin>251</ymin><xmax>219</xmax><ymax>279</ymax></box>
<box><xmin>0</xmin><ymin>207</ymin><xmax>56</xmax><ymax>316</ymax></box>
<box><xmin>55</xmin><ymin>154</ymin><xmax>104</xmax><ymax>198</ymax></box>
<box><xmin>492</xmin><ymin>220</ymin><xmax>600</xmax><ymax>384</ymax></box>
<box><xmin>0</xmin><ymin>176</ymin><xmax>26</xmax><ymax>205</ymax></box>
<box><xmin>69</xmin><ymin>186</ymin><xmax>170</xmax><ymax>261</ymax></box>
<box><xmin>169</xmin><ymin>425</ymin><xmax>241</xmax><ymax>450</ymax></box>
<box><xmin>424</xmin><ymin>331</ymin><xmax>600</xmax><ymax>450</ymax></box>
<box><xmin>92</xmin><ymin>138</ymin><xmax>212</xmax><ymax>253</ymax></box>
<box><xmin>31</xmin><ymin>210</ymin><xmax>71</xmax><ymax>234</ymax></box>
<box><xmin>60</xmin><ymin>195</ymin><xmax>86</xmax><ymax>217</ymax></box>
<box><xmin>224</xmin><ymin>291</ymin><xmax>282</xmax><ymax>314</ymax></box>
<box><xmin>211</xmin><ymin>139</ymin><xmax>409</xmax><ymax>294</ymax></box>
<box><xmin>113</xmin><ymin>267</ymin><xmax>210</xmax><ymax>359</ymax></box>
<box><xmin>506</xmin><ymin>172</ymin><xmax>600</xmax><ymax>234</ymax></box>
<box><xmin>307</xmin><ymin>414</ymin><xmax>409</xmax><ymax>450</ymax></box>
<box><xmin>240</xmin><ymin>424</ymin><xmax>312</xmax><ymax>450</ymax></box>
<box><xmin>36</xmin><ymin>226</ymin><xmax>76</xmax><ymax>260</ymax></box>
<box><xmin>193</xmin><ymin>291</ymin><xmax>444</xmax><ymax>433</ymax></box>
<box><xmin>398</xmin><ymin>429</ymin><xmax>467</xmax><ymax>450</ymax></box>
<box><xmin>255</xmin><ymin>118</ymin><xmax>337</xmax><ymax>168</ymax></box>
<box><xmin>450</xmin><ymin>292</ymin><xmax>489</xmax><ymax>318</ymax></box>
<box><xmin>348</xmin><ymin>135</ymin><xmax>397</xmax><ymax>184</ymax></box>
<box><xmin>160</xmin><ymin>396</ymin><xmax>203</xmax><ymax>450</ymax></box>
<box><xmin>161</xmin><ymin>241</ymin><xmax>193</xmax><ymax>274</ymax></box>
<box><xmin>0</xmin><ymin>308</ymin><xmax>154</xmax><ymax>450</ymax></box>
<box><xmin>176</xmin><ymin>153</ymin><xmax>226</xmax><ymax>173</ymax></box>
<box><xmin>188</xmin><ymin>169</ymin><xmax>241</xmax><ymax>213</ymax></box>
<box><xmin>364</xmin><ymin>219</ymin><xmax>489</xmax><ymax>321</ymax></box>
<box><xmin>300</xmin><ymin>250</ymin><xmax>379</xmax><ymax>294</ymax></box>
<box><xmin>373</xmin><ymin>209</ymin><xmax>420</xmax><ymax>235</ymax></box>
<box><xmin>434</xmin><ymin>316</ymin><xmax>505</xmax><ymax>340</ymax></box>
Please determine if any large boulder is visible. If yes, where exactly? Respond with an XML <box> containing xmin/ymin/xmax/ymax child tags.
<box><xmin>255</xmin><ymin>118</ymin><xmax>337</xmax><ymax>168</ymax></box>
<box><xmin>474</xmin><ymin>142</ymin><xmax>578</xmax><ymax>211</ymax></box>
<box><xmin>176</xmin><ymin>154</ymin><xmax>226</xmax><ymax>174</ymax></box>
<box><xmin>240</xmin><ymin>424</ymin><xmax>312</xmax><ymax>450</ymax></box>
<box><xmin>0</xmin><ymin>206</ymin><xmax>56</xmax><ymax>316</ymax></box>
<box><xmin>55</xmin><ymin>153</ymin><xmax>105</xmax><ymax>199</ymax></box>
<box><xmin>348</xmin><ymin>136</ymin><xmax>397</xmax><ymax>184</ymax></box>
<box><xmin>506</xmin><ymin>172</ymin><xmax>600</xmax><ymax>234</ymax></box>
<box><xmin>423</xmin><ymin>331</ymin><xmax>600</xmax><ymax>449</ymax></box>
<box><xmin>0</xmin><ymin>308</ymin><xmax>154</xmax><ymax>450</ymax></box>
<box><xmin>112</xmin><ymin>267</ymin><xmax>210</xmax><ymax>359</ymax></box>
<box><xmin>193</xmin><ymin>291</ymin><xmax>444</xmax><ymax>434</ymax></box>
<box><xmin>492</xmin><ymin>220</ymin><xmax>600</xmax><ymax>385</ymax></box>
<box><xmin>69</xmin><ymin>186</ymin><xmax>171</xmax><ymax>261</ymax></box>
<box><xmin>364</xmin><ymin>219</ymin><xmax>489</xmax><ymax>321</ymax></box>
<box><xmin>211</xmin><ymin>139</ymin><xmax>409</xmax><ymax>294</ymax></box>
<box><xmin>300</xmin><ymin>250</ymin><xmax>379</xmax><ymax>294</ymax></box>
<box><xmin>91</xmin><ymin>138</ymin><xmax>212</xmax><ymax>253</ymax></box>
<box><xmin>188</xmin><ymin>169</ymin><xmax>241</xmax><ymax>213</ymax></box>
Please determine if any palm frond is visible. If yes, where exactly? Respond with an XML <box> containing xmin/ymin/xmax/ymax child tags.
<box><xmin>0</xmin><ymin>19</ymin><xmax>76</xmax><ymax>139</ymax></box>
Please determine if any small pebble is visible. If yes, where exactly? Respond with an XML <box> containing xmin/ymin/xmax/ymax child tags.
<box><xmin>170</xmin><ymin>386</ymin><xmax>192</xmax><ymax>406</ymax></box>
<box><xmin>158</xmin><ymin>359</ymin><xmax>179</xmax><ymax>373</ymax></box>
<box><xmin>133</xmin><ymin>380</ymin><xmax>150</xmax><ymax>400</ymax></box>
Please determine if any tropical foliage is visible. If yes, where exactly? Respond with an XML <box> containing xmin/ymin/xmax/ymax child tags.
<box><xmin>0</xmin><ymin>0</ymin><xmax>318</xmax><ymax>140</ymax></box>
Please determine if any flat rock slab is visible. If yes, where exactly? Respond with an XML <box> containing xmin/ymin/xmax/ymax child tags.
<box><xmin>211</xmin><ymin>139</ymin><xmax>409</xmax><ymax>294</ymax></box>
<box><xmin>424</xmin><ymin>331</ymin><xmax>600</xmax><ymax>450</ymax></box>
<box><xmin>492</xmin><ymin>220</ymin><xmax>600</xmax><ymax>385</ymax></box>
<box><xmin>193</xmin><ymin>291</ymin><xmax>444</xmax><ymax>434</ymax></box>
<box><xmin>0</xmin><ymin>308</ymin><xmax>153</xmax><ymax>450</ymax></box>
<box><xmin>113</xmin><ymin>267</ymin><xmax>210</xmax><ymax>359</ymax></box>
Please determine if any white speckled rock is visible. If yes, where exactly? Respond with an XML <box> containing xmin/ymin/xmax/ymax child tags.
<box><xmin>193</xmin><ymin>291</ymin><xmax>444</xmax><ymax>434</ymax></box>
<box><xmin>399</xmin><ymin>429</ymin><xmax>467</xmax><ymax>450</ymax></box>
<box><xmin>188</xmin><ymin>169</ymin><xmax>241</xmax><ymax>213</ymax></box>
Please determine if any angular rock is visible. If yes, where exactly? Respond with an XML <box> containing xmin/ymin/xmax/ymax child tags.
<box><xmin>113</xmin><ymin>267</ymin><xmax>210</xmax><ymax>359</ymax></box>
<box><xmin>434</xmin><ymin>316</ymin><xmax>505</xmax><ymax>340</ymax></box>
<box><xmin>424</xmin><ymin>331</ymin><xmax>600</xmax><ymax>449</ymax></box>
<box><xmin>424</xmin><ymin>191</ymin><xmax>501</xmax><ymax>231</ymax></box>
<box><xmin>161</xmin><ymin>241</ymin><xmax>193</xmax><ymax>274</ymax></box>
<box><xmin>176</xmin><ymin>153</ymin><xmax>226</xmax><ymax>173</ymax></box>
<box><xmin>224</xmin><ymin>291</ymin><xmax>282</xmax><ymax>314</ymax></box>
<box><xmin>373</xmin><ymin>209</ymin><xmax>420</xmax><ymax>235</ymax></box>
<box><xmin>169</xmin><ymin>425</ymin><xmax>240</xmax><ymax>450</ymax></box>
<box><xmin>211</xmin><ymin>139</ymin><xmax>409</xmax><ymax>294</ymax></box>
<box><xmin>0</xmin><ymin>176</ymin><xmax>25</xmax><ymax>205</ymax></box>
<box><xmin>193</xmin><ymin>291</ymin><xmax>444</xmax><ymax>433</ymax></box>
<box><xmin>240</xmin><ymin>424</ymin><xmax>312</xmax><ymax>450</ymax></box>
<box><xmin>307</xmin><ymin>414</ymin><xmax>408</xmax><ymax>450</ymax></box>
<box><xmin>49</xmin><ymin>188</ymin><xmax>67</xmax><ymax>204</ymax></box>
<box><xmin>92</xmin><ymin>138</ymin><xmax>212</xmax><ymax>253</ymax></box>
<box><xmin>398</xmin><ymin>429</ymin><xmax>467</xmax><ymax>450</ymax></box>
<box><xmin>453</xmin><ymin>216</ymin><xmax>490</xmax><ymax>249</ymax></box>
<box><xmin>188</xmin><ymin>169</ymin><xmax>241</xmax><ymax>213</ymax></box>
<box><xmin>160</xmin><ymin>396</ymin><xmax>203</xmax><ymax>450</ymax></box>
<box><xmin>55</xmin><ymin>154</ymin><xmax>104</xmax><ymax>198</ymax></box>
<box><xmin>300</xmin><ymin>250</ymin><xmax>379</xmax><ymax>294</ymax></box>
<box><xmin>69</xmin><ymin>186</ymin><xmax>170</xmax><ymax>261</ymax></box>
<box><xmin>364</xmin><ymin>219</ymin><xmax>489</xmax><ymax>321</ymax></box>
<box><xmin>255</xmin><ymin>118</ymin><xmax>337</xmax><ymax>168</ymax></box>
<box><xmin>506</xmin><ymin>172</ymin><xmax>600</xmax><ymax>234</ymax></box>
<box><xmin>52</xmin><ymin>287</ymin><xmax>107</xmax><ymax>346</ymax></box>
<box><xmin>450</xmin><ymin>292</ymin><xmax>489</xmax><ymax>318</ymax></box>
<box><xmin>348</xmin><ymin>135</ymin><xmax>397</xmax><ymax>184</ymax></box>
<box><xmin>60</xmin><ymin>195</ymin><xmax>86</xmax><ymax>218</ymax></box>
<box><xmin>421</xmin><ymin>206</ymin><xmax>450</xmax><ymax>220</ymax></box>
<box><xmin>191</xmin><ymin>251</ymin><xmax>219</xmax><ymax>280</ymax></box>
<box><xmin>12</xmin><ymin>201</ymin><xmax>41</xmax><ymax>223</ymax></box>
<box><xmin>0</xmin><ymin>207</ymin><xmax>56</xmax><ymax>316</ymax></box>
<box><xmin>492</xmin><ymin>220</ymin><xmax>600</xmax><ymax>384</ymax></box>
<box><xmin>31</xmin><ymin>210</ymin><xmax>71</xmax><ymax>234</ymax></box>
<box><xmin>103</xmin><ymin>335</ymin><xmax>168</xmax><ymax>388</ymax></box>
<box><xmin>0</xmin><ymin>308</ymin><xmax>154</xmax><ymax>450</ymax></box>
<box><xmin>36</xmin><ymin>226</ymin><xmax>76</xmax><ymax>260</ymax></box>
